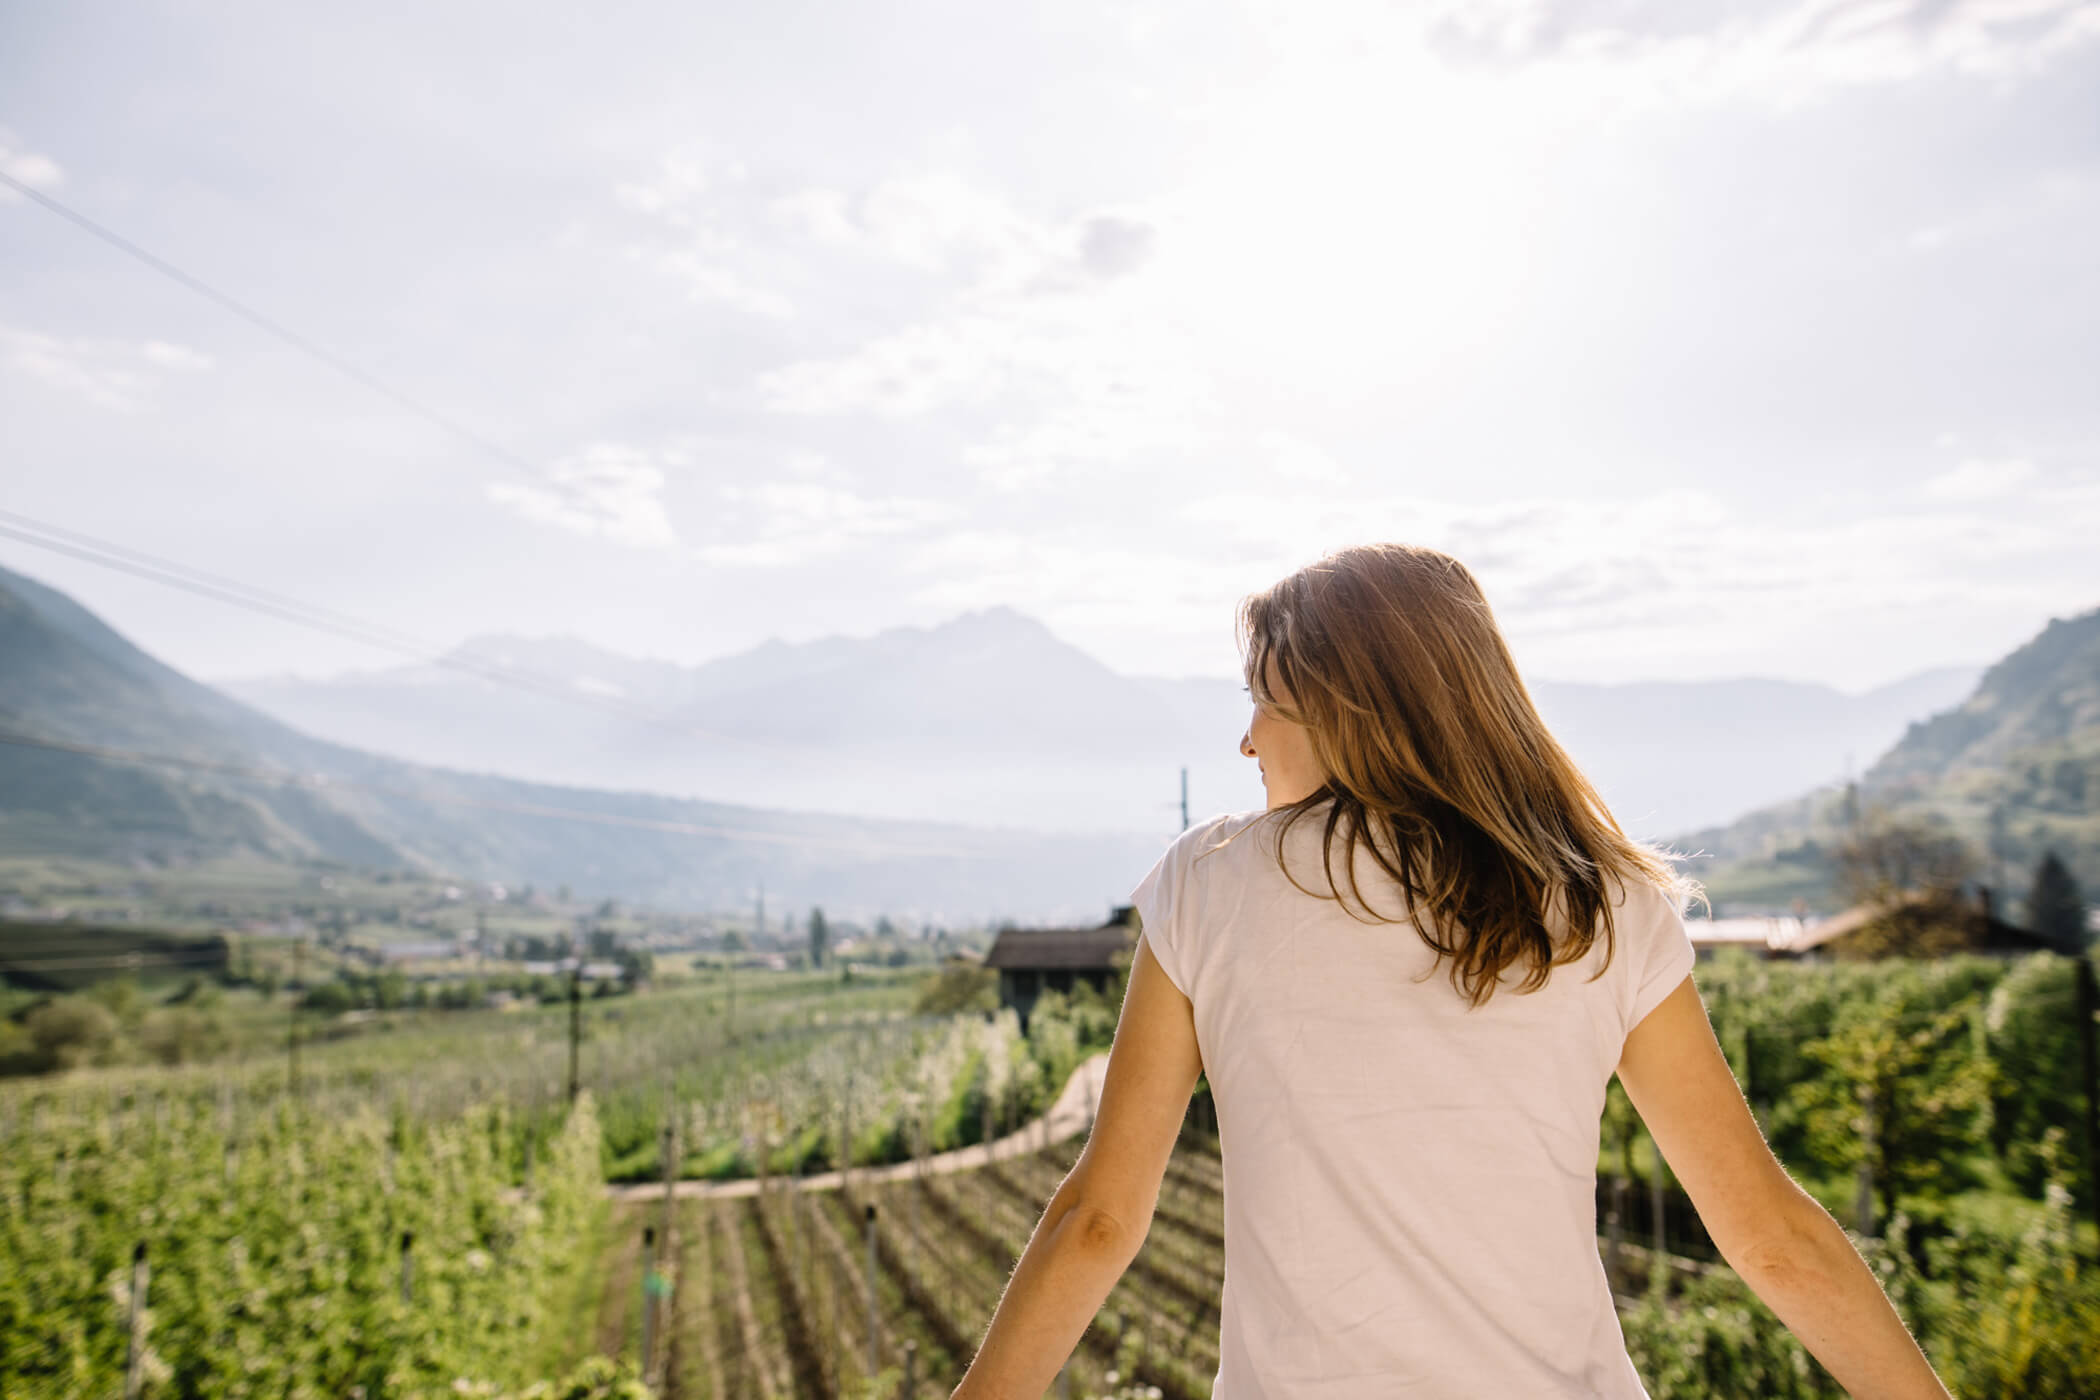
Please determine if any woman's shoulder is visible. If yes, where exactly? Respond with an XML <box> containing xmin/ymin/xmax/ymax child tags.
<box><xmin>1183</xmin><ymin>807</ymin><xmax>1274</xmax><ymax>859</ymax></box>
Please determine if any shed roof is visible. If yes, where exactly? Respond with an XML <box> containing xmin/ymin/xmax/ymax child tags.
<box><xmin>983</xmin><ymin>924</ymin><xmax>1134</xmax><ymax>971</ymax></box>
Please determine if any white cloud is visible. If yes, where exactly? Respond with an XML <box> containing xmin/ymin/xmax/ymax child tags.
<box><xmin>758</xmin><ymin>315</ymin><xmax>1010</xmax><ymax>418</ymax></box>
<box><xmin>753</xmin><ymin>173</ymin><xmax>1207</xmax><ymax>493</ymax></box>
<box><xmin>772</xmin><ymin>172</ymin><xmax>1054</xmax><ymax>286</ymax></box>
<box><xmin>0</xmin><ymin>326</ymin><xmax>209</xmax><ymax>412</ymax></box>
<box><xmin>694</xmin><ymin>476</ymin><xmax>959</xmax><ymax>567</ymax></box>
<box><xmin>1412</xmin><ymin>0</ymin><xmax>2100</xmax><ymax>107</ymax></box>
<box><xmin>613</xmin><ymin>153</ymin><xmax>792</xmax><ymax>318</ymax></box>
<box><xmin>140</xmin><ymin>341</ymin><xmax>215</xmax><ymax>372</ymax></box>
<box><xmin>0</xmin><ymin>133</ymin><xmax>62</xmax><ymax>200</ymax></box>
<box><xmin>614</xmin><ymin>154</ymin><xmax>709</xmax><ymax>219</ymax></box>
<box><xmin>650</xmin><ymin>248</ymin><xmax>794</xmax><ymax>318</ymax></box>
<box><xmin>1923</xmin><ymin>457</ymin><xmax>2040</xmax><ymax>500</ymax></box>
<box><xmin>486</xmin><ymin>444</ymin><xmax>679</xmax><ymax>549</ymax></box>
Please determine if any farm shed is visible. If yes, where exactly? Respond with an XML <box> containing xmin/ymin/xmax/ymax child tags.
<box><xmin>982</xmin><ymin>907</ymin><xmax>1136</xmax><ymax>1032</ymax></box>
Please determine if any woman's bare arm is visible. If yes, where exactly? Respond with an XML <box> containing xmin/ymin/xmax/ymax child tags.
<box><xmin>950</xmin><ymin>934</ymin><xmax>1203</xmax><ymax>1399</ymax></box>
<box><xmin>1616</xmin><ymin>975</ymin><xmax>1954</xmax><ymax>1400</ymax></box>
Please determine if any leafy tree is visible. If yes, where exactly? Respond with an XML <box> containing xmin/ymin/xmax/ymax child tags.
<box><xmin>1984</xmin><ymin>953</ymin><xmax>2094</xmax><ymax>1204</ymax></box>
<box><xmin>2024</xmin><ymin>850</ymin><xmax>2088</xmax><ymax>950</ymax></box>
<box><xmin>913</xmin><ymin>963</ymin><xmax>996</xmax><ymax>1016</ymax></box>
<box><xmin>302</xmin><ymin>979</ymin><xmax>358</xmax><ymax>1014</ymax></box>
<box><xmin>1836</xmin><ymin>807</ymin><xmax>1977</xmax><ymax>910</ymax></box>
<box><xmin>808</xmin><ymin>905</ymin><xmax>830</xmax><ymax>969</ymax></box>
<box><xmin>1791</xmin><ymin>993</ymin><xmax>1991</xmax><ymax>1228</ymax></box>
<box><xmin>137</xmin><ymin>1004</ymin><xmax>229</xmax><ymax>1065</ymax></box>
<box><xmin>1829</xmin><ymin>808</ymin><xmax>1981</xmax><ymax>957</ymax></box>
<box><xmin>23</xmin><ymin>996</ymin><xmax>118</xmax><ymax>1070</ymax></box>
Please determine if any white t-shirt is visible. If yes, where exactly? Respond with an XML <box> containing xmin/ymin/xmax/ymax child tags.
<box><xmin>1128</xmin><ymin>805</ymin><xmax>1697</xmax><ymax>1399</ymax></box>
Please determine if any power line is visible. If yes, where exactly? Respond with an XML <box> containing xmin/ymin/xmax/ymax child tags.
<box><xmin>0</xmin><ymin>177</ymin><xmax>816</xmax><ymax>758</ymax></box>
<box><xmin>0</xmin><ymin>727</ymin><xmax>990</xmax><ymax>861</ymax></box>
<box><xmin>0</xmin><ymin>508</ymin><xmax>793</xmax><ymax>756</ymax></box>
<box><xmin>0</xmin><ymin>169</ymin><xmax>546</xmax><ymax>480</ymax></box>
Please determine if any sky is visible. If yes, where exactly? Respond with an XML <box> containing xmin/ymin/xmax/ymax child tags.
<box><xmin>3</xmin><ymin>0</ymin><xmax>2098</xmax><ymax>694</ymax></box>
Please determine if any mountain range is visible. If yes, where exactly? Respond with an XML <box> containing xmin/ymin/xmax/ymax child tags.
<box><xmin>0</xmin><ymin>564</ymin><xmax>1157</xmax><ymax>921</ymax></box>
<box><xmin>9</xmin><ymin>557</ymin><xmax>2090</xmax><ymax>918</ymax></box>
<box><xmin>1674</xmin><ymin>604</ymin><xmax>2100</xmax><ymax>915</ymax></box>
<box><xmin>221</xmin><ymin>613</ymin><xmax>1982</xmax><ymax>840</ymax></box>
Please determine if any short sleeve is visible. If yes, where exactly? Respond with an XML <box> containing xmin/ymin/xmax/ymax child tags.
<box><xmin>1129</xmin><ymin>834</ymin><xmax>1194</xmax><ymax>1000</ymax></box>
<box><xmin>1621</xmin><ymin>880</ymin><xmax>1697</xmax><ymax>1037</ymax></box>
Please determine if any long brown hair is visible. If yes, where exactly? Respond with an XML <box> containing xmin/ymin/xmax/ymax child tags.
<box><xmin>1235</xmin><ymin>542</ymin><xmax>1706</xmax><ymax>1008</ymax></box>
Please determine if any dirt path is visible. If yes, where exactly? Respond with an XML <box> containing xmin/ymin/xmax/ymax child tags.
<box><xmin>607</xmin><ymin>1052</ymin><xmax>1109</xmax><ymax>1203</ymax></box>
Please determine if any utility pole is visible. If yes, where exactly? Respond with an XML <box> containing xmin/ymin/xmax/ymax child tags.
<box><xmin>1180</xmin><ymin>766</ymin><xmax>1190</xmax><ymax>832</ymax></box>
<box><xmin>567</xmin><ymin>963</ymin><xmax>582</xmax><ymax>1105</ymax></box>
<box><xmin>287</xmin><ymin>939</ymin><xmax>303</xmax><ymax>1100</ymax></box>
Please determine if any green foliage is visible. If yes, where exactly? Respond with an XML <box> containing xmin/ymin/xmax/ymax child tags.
<box><xmin>1876</xmin><ymin>1132</ymin><xmax>2100</xmax><ymax>1399</ymax></box>
<box><xmin>1789</xmin><ymin>990</ymin><xmax>1993</xmax><ymax>1225</ymax></box>
<box><xmin>1983</xmin><ymin>953</ymin><xmax>2093</xmax><ymax>1203</ymax></box>
<box><xmin>1620</xmin><ymin>1270</ymin><xmax>1840</xmax><ymax>1398</ymax></box>
<box><xmin>135</xmin><ymin>1005</ymin><xmax>230</xmax><ymax>1066</ymax></box>
<box><xmin>496</xmin><ymin>1355</ymin><xmax>653</xmax><ymax>1398</ymax></box>
<box><xmin>0</xmin><ymin>1093</ymin><xmax>607</xmax><ymax>1398</ymax></box>
<box><xmin>913</xmin><ymin>963</ymin><xmax>996</xmax><ymax>1017</ymax></box>
<box><xmin>21</xmin><ymin>995</ymin><xmax>120</xmax><ymax>1070</ymax></box>
<box><xmin>1016</xmin><ymin>981</ymin><xmax>1118</xmax><ymax>1121</ymax></box>
<box><xmin>932</xmin><ymin>1049</ymin><xmax>990</xmax><ymax>1152</ymax></box>
<box><xmin>840</xmin><ymin>1366</ymin><xmax>904</xmax><ymax>1399</ymax></box>
<box><xmin>2025</xmin><ymin>850</ymin><xmax>2089</xmax><ymax>950</ymax></box>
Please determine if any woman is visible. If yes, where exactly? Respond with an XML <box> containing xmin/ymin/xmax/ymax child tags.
<box><xmin>951</xmin><ymin>543</ymin><xmax>1953</xmax><ymax>1399</ymax></box>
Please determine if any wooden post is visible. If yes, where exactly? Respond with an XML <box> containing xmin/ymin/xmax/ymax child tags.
<box><xmin>830</xmin><ymin>1228</ymin><xmax>842</xmax><ymax>1393</ymax></box>
<box><xmin>845</xmin><ymin>1078</ymin><xmax>856</xmax><ymax>1196</ymax></box>
<box><xmin>399</xmin><ymin>1231</ymin><xmax>414</xmax><ymax>1304</ymax></box>
<box><xmin>124</xmin><ymin>1241</ymin><xmax>148</xmax><ymax>1400</ymax></box>
<box><xmin>865</xmin><ymin>1202</ymin><xmax>880</xmax><ymax>1378</ymax></box>
<box><xmin>661</xmin><ymin>1119</ymin><xmax>678</xmax><ymax>1239</ymax></box>
<box><xmin>1606</xmin><ymin>1175</ymin><xmax>1627</xmax><ymax>1295</ymax></box>
<box><xmin>1855</xmin><ymin>1086</ymin><xmax>1878</xmax><ymax>1237</ymax></box>
<box><xmin>2078</xmin><ymin>956</ymin><xmax>2099</xmax><ymax>1243</ymax></box>
<box><xmin>900</xmin><ymin>1338</ymin><xmax>919</xmax><ymax>1399</ymax></box>
<box><xmin>1647</xmin><ymin>1134</ymin><xmax>1667</xmax><ymax>1295</ymax></box>
<box><xmin>910</xmin><ymin>1115</ymin><xmax>923</xmax><ymax>1277</ymax></box>
<box><xmin>641</xmin><ymin>1225</ymin><xmax>658</xmax><ymax>1375</ymax></box>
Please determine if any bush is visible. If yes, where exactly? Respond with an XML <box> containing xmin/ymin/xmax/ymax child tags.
<box><xmin>136</xmin><ymin>1005</ymin><xmax>229</xmax><ymax>1065</ymax></box>
<box><xmin>24</xmin><ymin>996</ymin><xmax>119</xmax><ymax>1070</ymax></box>
<box><xmin>1983</xmin><ymin>953</ymin><xmax>2091</xmax><ymax>1204</ymax></box>
<box><xmin>914</xmin><ymin>964</ymin><xmax>996</xmax><ymax>1017</ymax></box>
<box><xmin>1619</xmin><ymin>1269</ymin><xmax>1839</xmax><ymax>1398</ymax></box>
<box><xmin>1880</xmin><ymin>1131</ymin><xmax>2100</xmax><ymax>1399</ymax></box>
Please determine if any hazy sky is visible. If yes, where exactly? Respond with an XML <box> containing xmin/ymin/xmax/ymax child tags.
<box><xmin>4</xmin><ymin>0</ymin><xmax>2097</xmax><ymax>693</ymax></box>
